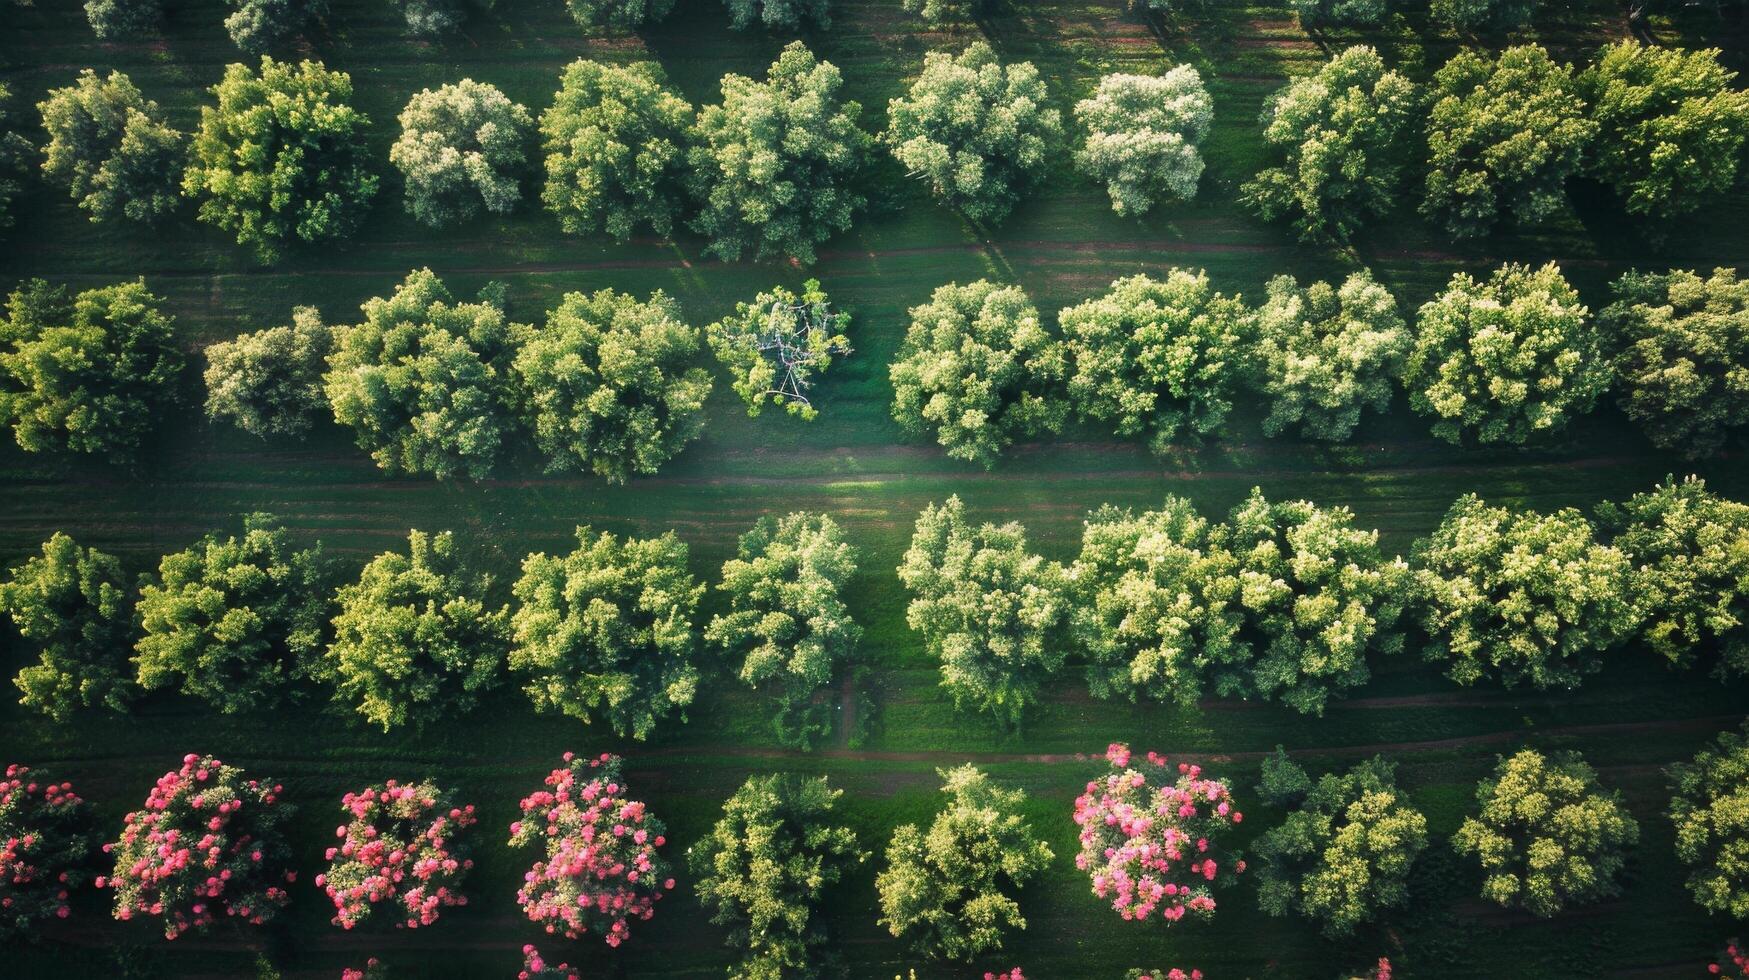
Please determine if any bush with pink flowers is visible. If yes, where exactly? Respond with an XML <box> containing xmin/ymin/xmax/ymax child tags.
<box><xmin>0</xmin><ymin>763</ymin><xmax>99</xmax><ymax>938</ymax></box>
<box><xmin>100</xmin><ymin>754</ymin><xmax>296</xmax><ymax>938</ymax></box>
<box><xmin>316</xmin><ymin>779</ymin><xmax>478</xmax><ymax>929</ymax></box>
<box><xmin>520</xmin><ymin>944</ymin><xmax>580</xmax><ymax>980</ymax></box>
<box><xmin>1127</xmin><ymin>971</ymin><xmax>1202</xmax><ymax>980</ymax></box>
<box><xmin>341</xmin><ymin>958</ymin><xmax>387</xmax><ymax>980</ymax></box>
<box><xmin>508</xmin><ymin>752</ymin><xmax>673</xmax><ymax>946</ymax></box>
<box><xmin>1073</xmin><ymin>742</ymin><xmax>1244</xmax><ymax>924</ymax></box>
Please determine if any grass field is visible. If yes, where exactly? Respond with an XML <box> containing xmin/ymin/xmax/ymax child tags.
<box><xmin>4</xmin><ymin>0</ymin><xmax>1749</xmax><ymax>976</ymax></box>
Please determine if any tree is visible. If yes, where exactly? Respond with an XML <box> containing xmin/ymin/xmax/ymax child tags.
<box><xmin>1432</xmin><ymin>0</ymin><xmax>1538</xmax><ymax>31</ymax></box>
<box><xmin>0</xmin><ymin>533</ymin><xmax>134</xmax><ymax>722</ymax></box>
<box><xmin>391</xmin><ymin>80</ymin><xmax>532</xmax><ymax>228</ymax></box>
<box><xmin>37</xmin><ymin>70</ymin><xmax>184</xmax><ymax>225</ymax></box>
<box><xmin>1293</xmin><ymin>0</ymin><xmax>1385</xmax><ymax>25</ymax></box>
<box><xmin>318</xmin><ymin>779</ymin><xmax>477</xmax><ymax>929</ymax></box>
<box><xmin>1454</xmin><ymin>749</ymin><xmax>1638</xmax><ymax>917</ymax></box>
<box><xmin>1242</xmin><ymin>46</ymin><xmax>1418</xmax><ymax>243</ymax></box>
<box><xmin>1061</xmin><ymin>270</ymin><xmax>1250</xmax><ymax>454</ymax></box>
<box><xmin>889</xmin><ymin>280</ymin><xmax>1067</xmax><ymax>467</ymax></box>
<box><xmin>1413</xmin><ymin>494</ymin><xmax>1637</xmax><ymax>690</ymax></box>
<box><xmin>541</xmin><ymin>60</ymin><xmax>694</xmax><ymax>241</ymax></box>
<box><xmin>324</xmin><ymin>269</ymin><xmax>519</xmax><ymax>480</ymax></box>
<box><xmin>721</xmin><ymin>0</ymin><xmax>829</xmax><ymax>30</ymax></box>
<box><xmin>1073</xmin><ymin>69</ymin><xmax>1212</xmax><ymax>218</ymax></box>
<box><xmin>1253</xmin><ymin>271</ymin><xmax>1409</xmax><ymax>441</ymax></box>
<box><xmin>885</xmin><ymin>43</ymin><xmax>1061</xmax><ymax>226</ymax></box>
<box><xmin>564</xmin><ymin>0</ymin><xmax>673</xmax><ymax>28</ymax></box>
<box><xmin>0</xmin><ymin>85</ymin><xmax>30</xmax><ymax>236</ymax></box>
<box><xmin>1254</xmin><ymin>753</ymin><xmax>1427</xmax><ymax>937</ymax></box>
<box><xmin>520</xmin><ymin>946</ymin><xmax>581</xmax><ymax>980</ymax></box>
<box><xmin>224</xmin><ymin>0</ymin><xmax>326</xmax><ymax>52</ymax></box>
<box><xmin>1670</xmin><ymin>725</ymin><xmax>1749</xmax><ymax>918</ymax></box>
<box><xmin>689</xmin><ymin>774</ymin><xmax>865</xmax><ymax>980</ymax></box>
<box><xmin>707</xmin><ymin>512</ymin><xmax>860</xmax><ymax>749</ymax></box>
<box><xmin>899</xmin><ymin>497</ymin><xmax>1070</xmax><ymax>729</ymax></box>
<box><xmin>203</xmin><ymin>306</ymin><xmax>334</xmax><ymax>439</ymax></box>
<box><xmin>1421</xmin><ymin>46</ymin><xmax>1594</xmax><ymax>239</ymax></box>
<box><xmin>901</xmin><ymin>0</ymin><xmax>981</xmax><ymax>23</ymax></box>
<box><xmin>0</xmin><ymin>765</ymin><xmax>99</xmax><ymax>939</ymax></box>
<box><xmin>85</xmin><ymin>0</ymin><xmax>161</xmax><ymax>39</ymax></box>
<box><xmin>876</xmin><ymin>765</ymin><xmax>1053</xmax><ymax>961</ymax></box>
<box><xmin>0</xmin><ymin>278</ymin><xmax>184</xmax><ymax>461</ymax></box>
<box><xmin>1604</xmin><ymin>268</ymin><xmax>1749</xmax><ymax>459</ymax></box>
<box><xmin>322</xmin><ymin>529</ymin><xmax>509</xmax><ymax>731</ymax></box>
<box><xmin>510</xmin><ymin>287</ymin><xmax>711</xmax><ymax>482</ymax></box>
<box><xmin>690</xmin><ymin>42</ymin><xmax>871</xmax><ymax>264</ymax></box>
<box><xmin>183</xmin><ymin>58</ymin><xmax>378</xmax><ymax>261</ymax></box>
<box><xmin>391</xmin><ymin>0</ymin><xmax>483</xmax><ymax>35</ymax></box>
<box><xmin>1406</xmin><ymin>262</ymin><xmax>1608</xmax><ymax>446</ymax></box>
<box><xmin>133</xmin><ymin>514</ymin><xmax>331</xmax><ymax>714</ymax></box>
<box><xmin>510</xmin><ymin>526</ymin><xmax>701</xmax><ymax>740</ymax></box>
<box><xmin>708</xmin><ymin>279</ymin><xmax>851</xmax><ymax>420</ymax></box>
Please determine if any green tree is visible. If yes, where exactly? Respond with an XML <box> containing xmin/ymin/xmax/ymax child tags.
<box><xmin>224</xmin><ymin>0</ymin><xmax>326</xmax><ymax>52</ymax></box>
<box><xmin>1243</xmin><ymin>46</ymin><xmax>1419</xmax><ymax>243</ymax></box>
<box><xmin>1454</xmin><ymin>749</ymin><xmax>1638</xmax><ymax>917</ymax></box>
<box><xmin>183</xmin><ymin>58</ymin><xmax>378</xmax><ymax>262</ymax></box>
<box><xmin>133</xmin><ymin>514</ymin><xmax>331</xmax><ymax>713</ymax></box>
<box><xmin>1253</xmin><ymin>271</ymin><xmax>1409</xmax><ymax>441</ymax></box>
<box><xmin>899</xmin><ymin>497</ymin><xmax>1070</xmax><ymax>729</ymax></box>
<box><xmin>901</xmin><ymin>0</ymin><xmax>980</xmax><ymax>22</ymax></box>
<box><xmin>707</xmin><ymin>512</ymin><xmax>860</xmax><ymax>749</ymax></box>
<box><xmin>885</xmin><ymin>42</ymin><xmax>1061</xmax><ymax>226</ymax></box>
<box><xmin>1433</xmin><ymin>0</ymin><xmax>1538</xmax><ymax>30</ymax></box>
<box><xmin>321</xmin><ymin>529</ymin><xmax>509</xmax><ymax>731</ymax></box>
<box><xmin>203</xmin><ymin>306</ymin><xmax>334</xmax><ymax>439</ymax></box>
<box><xmin>1073</xmin><ymin>68</ymin><xmax>1212</xmax><ymax>217</ymax></box>
<box><xmin>876</xmin><ymin>765</ymin><xmax>1053</xmax><ymax>961</ymax></box>
<box><xmin>510</xmin><ymin>287</ymin><xmax>711</xmax><ymax>482</ymax></box>
<box><xmin>324</xmin><ymin>268</ymin><xmax>519</xmax><ymax>480</ymax></box>
<box><xmin>1406</xmin><ymin>262</ymin><xmax>1608</xmax><ymax>446</ymax></box>
<box><xmin>1413</xmin><ymin>494</ymin><xmax>1637</xmax><ymax>690</ymax></box>
<box><xmin>1293</xmin><ymin>0</ymin><xmax>1385</xmax><ymax>25</ymax></box>
<box><xmin>1421</xmin><ymin>46</ymin><xmax>1594</xmax><ymax>239</ymax></box>
<box><xmin>37</xmin><ymin>70</ymin><xmax>184</xmax><ymax>225</ymax></box>
<box><xmin>0</xmin><ymin>278</ymin><xmax>184</xmax><ymax>461</ymax></box>
<box><xmin>722</xmin><ymin>0</ymin><xmax>829</xmax><ymax>30</ymax></box>
<box><xmin>690</xmin><ymin>42</ymin><xmax>871</xmax><ymax>264</ymax></box>
<box><xmin>708</xmin><ymin>279</ymin><xmax>850</xmax><ymax>421</ymax></box>
<box><xmin>391</xmin><ymin>79</ymin><xmax>532</xmax><ymax>228</ymax></box>
<box><xmin>889</xmin><ymin>280</ymin><xmax>1066</xmax><ymax>468</ymax></box>
<box><xmin>1061</xmin><ymin>270</ymin><xmax>1250</xmax><ymax>454</ymax></box>
<box><xmin>391</xmin><ymin>0</ymin><xmax>483</xmax><ymax>35</ymax></box>
<box><xmin>0</xmin><ymin>533</ymin><xmax>134</xmax><ymax>722</ymax></box>
<box><xmin>541</xmin><ymin>60</ymin><xmax>694</xmax><ymax>241</ymax></box>
<box><xmin>0</xmin><ymin>85</ymin><xmax>30</xmax><ymax>236</ymax></box>
<box><xmin>689</xmin><ymin>774</ymin><xmax>865</xmax><ymax>980</ymax></box>
<box><xmin>564</xmin><ymin>0</ymin><xmax>673</xmax><ymax>28</ymax></box>
<box><xmin>1605</xmin><ymin>268</ymin><xmax>1749</xmax><ymax>459</ymax></box>
<box><xmin>1670</xmin><ymin>724</ymin><xmax>1749</xmax><ymax>918</ymax></box>
<box><xmin>510</xmin><ymin>525</ymin><xmax>702</xmax><ymax>740</ymax></box>
<box><xmin>85</xmin><ymin>0</ymin><xmax>161</xmax><ymax>38</ymax></box>
<box><xmin>1254</xmin><ymin>754</ymin><xmax>1427</xmax><ymax>937</ymax></box>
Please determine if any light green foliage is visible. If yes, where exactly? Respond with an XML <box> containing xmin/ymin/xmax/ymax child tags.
<box><xmin>876</xmin><ymin>765</ymin><xmax>1053</xmax><ymax>961</ymax></box>
<box><xmin>0</xmin><ymin>533</ymin><xmax>135</xmax><ymax>722</ymax></box>
<box><xmin>322</xmin><ymin>529</ymin><xmax>509</xmax><ymax>731</ymax></box>
<box><xmin>690</xmin><ymin>42</ymin><xmax>870</xmax><ymax>264</ymax></box>
<box><xmin>391</xmin><ymin>80</ymin><xmax>532</xmax><ymax>228</ymax></box>
<box><xmin>707</xmin><ymin>512</ymin><xmax>860</xmax><ymax>749</ymax></box>
<box><xmin>564</xmin><ymin>0</ymin><xmax>673</xmax><ymax>28</ymax></box>
<box><xmin>901</xmin><ymin>0</ymin><xmax>979</xmax><ymax>22</ymax></box>
<box><xmin>203</xmin><ymin>306</ymin><xmax>334</xmax><ymax>440</ymax></box>
<box><xmin>134</xmin><ymin>514</ymin><xmax>330</xmax><ymax>714</ymax></box>
<box><xmin>1074</xmin><ymin>68</ymin><xmax>1212</xmax><ymax>217</ymax></box>
<box><xmin>512</xmin><ymin>525</ymin><xmax>702</xmax><ymax>740</ymax></box>
<box><xmin>324</xmin><ymin>269</ymin><xmax>518</xmax><ymax>480</ymax></box>
<box><xmin>689</xmin><ymin>774</ymin><xmax>865</xmax><ymax>980</ymax></box>
<box><xmin>0</xmin><ymin>278</ymin><xmax>183</xmax><ymax>461</ymax></box>
<box><xmin>1605</xmin><ymin>269</ymin><xmax>1749</xmax><ymax>459</ymax></box>
<box><xmin>890</xmin><ymin>280</ymin><xmax>1066</xmax><ymax>467</ymax></box>
<box><xmin>85</xmin><ymin>0</ymin><xmax>160</xmax><ymax>38</ymax></box>
<box><xmin>1670</xmin><ymin>725</ymin><xmax>1749</xmax><ymax>918</ymax></box>
<box><xmin>0</xmin><ymin>84</ymin><xmax>30</xmax><ymax>235</ymax></box>
<box><xmin>1433</xmin><ymin>0</ymin><xmax>1538</xmax><ymax>30</ymax></box>
<box><xmin>708</xmin><ymin>279</ymin><xmax>849</xmax><ymax>420</ymax></box>
<box><xmin>1454</xmin><ymin>749</ymin><xmax>1638</xmax><ymax>917</ymax></box>
<box><xmin>899</xmin><ymin>497</ymin><xmax>1070</xmax><ymax>729</ymax></box>
<box><xmin>1421</xmin><ymin>46</ymin><xmax>1594</xmax><ymax>239</ymax></box>
<box><xmin>224</xmin><ymin>0</ymin><xmax>325</xmax><ymax>52</ymax></box>
<box><xmin>1406</xmin><ymin>262</ymin><xmax>1608</xmax><ymax>446</ymax></box>
<box><xmin>1061</xmin><ymin>270</ymin><xmax>1250</xmax><ymax>454</ymax></box>
<box><xmin>510</xmin><ymin>287</ymin><xmax>711</xmax><ymax>482</ymax></box>
<box><xmin>1253</xmin><ymin>271</ymin><xmax>1409</xmax><ymax>441</ymax></box>
<box><xmin>183</xmin><ymin>58</ymin><xmax>378</xmax><ymax>261</ymax></box>
<box><xmin>722</xmin><ymin>0</ymin><xmax>829</xmax><ymax>30</ymax></box>
<box><xmin>1414</xmin><ymin>495</ymin><xmax>1637</xmax><ymax>690</ymax></box>
<box><xmin>541</xmin><ymin>60</ymin><xmax>694</xmax><ymax>241</ymax></box>
<box><xmin>37</xmin><ymin>70</ymin><xmax>184</xmax><ymax>224</ymax></box>
<box><xmin>1293</xmin><ymin>0</ymin><xmax>1385</xmax><ymax>25</ymax></box>
<box><xmin>1243</xmin><ymin>46</ymin><xmax>1418</xmax><ymax>243</ymax></box>
<box><xmin>1255</xmin><ymin>755</ymin><xmax>1427</xmax><ymax>937</ymax></box>
<box><xmin>885</xmin><ymin>43</ymin><xmax>1061</xmax><ymax>226</ymax></box>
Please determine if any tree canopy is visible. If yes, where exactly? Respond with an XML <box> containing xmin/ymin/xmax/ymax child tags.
<box><xmin>1605</xmin><ymin>268</ymin><xmax>1749</xmax><ymax>459</ymax></box>
<box><xmin>391</xmin><ymin>79</ymin><xmax>533</xmax><ymax>228</ymax></box>
<box><xmin>37</xmin><ymin>69</ymin><xmax>184</xmax><ymax>225</ymax></box>
<box><xmin>1253</xmin><ymin>271</ymin><xmax>1410</xmax><ymax>441</ymax></box>
<box><xmin>0</xmin><ymin>85</ymin><xmax>30</xmax><ymax>236</ymax></box>
<box><xmin>541</xmin><ymin>59</ymin><xmax>694</xmax><ymax>241</ymax></box>
<box><xmin>85</xmin><ymin>0</ymin><xmax>161</xmax><ymax>39</ymax></box>
<box><xmin>1432</xmin><ymin>0</ymin><xmax>1539</xmax><ymax>31</ymax></box>
<box><xmin>1073</xmin><ymin>68</ymin><xmax>1212</xmax><ymax>217</ymax></box>
<box><xmin>901</xmin><ymin>0</ymin><xmax>980</xmax><ymax>22</ymax></box>
<box><xmin>721</xmin><ymin>0</ymin><xmax>829</xmax><ymax>30</ymax></box>
<box><xmin>224</xmin><ymin>0</ymin><xmax>326</xmax><ymax>52</ymax></box>
<box><xmin>564</xmin><ymin>0</ymin><xmax>673</xmax><ymax>28</ymax></box>
<box><xmin>707</xmin><ymin>279</ymin><xmax>850</xmax><ymax>421</ymax></box>
<box><xmin>1670</xmin><ymin>725</ymin><xmax>1749</xmax><ymax>919</ymax></box>
<box><xmin>0</xmin><ymin>532</ymin><xmax>135</xmax><ymax>722</ymax></box>
<box><xmin>204</xmin><ymin>306</ymin><xmax>334</xmax><ymax>440</ymax></box>
<box><xmin>1293</xmin><ymin>0</ymin><xmax>1385</xmax><ymax>25</ymax></box>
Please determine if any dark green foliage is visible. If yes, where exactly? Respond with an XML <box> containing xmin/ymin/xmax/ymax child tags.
<box><xmin>721</xmin><ymin>0</ymin><xmax>829</xmax><ymax>30</ymax></box>
<box><xmin>1605</xmin><ymin>268</ymin><xmax>1749</xmax><ymax>459</ymax></box>
<box><xmin>85</xmin><ymin>0</ymin><xmax>161</xmax><ymax>39</ymax></box>
<box><xmin>224</xmin><ymin>0</ymin><xmax>326</xmax><ymax>52</ymax></box>
<box><xmin>0</xmin><ymin>533</ymin><xmax>135</xmax><ymax>722</ymax></box>
<box><xmin>1670</xmin><ymin>725</ymin><xmax>1749</xmax><ymax>918</ymax></box>
<box><xmin>37</xmin><ymin>70</ymin><xmax>184</xmax><ymax>225</ymax></box>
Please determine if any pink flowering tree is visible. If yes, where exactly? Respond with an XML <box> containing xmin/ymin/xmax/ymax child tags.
<box><xmin>0</xmin><ymin>763</ymin><xmax>99</xmax><ymax>938</ymax></box>
<box><xmin>509</xmin><ymin>752</ymin><xmax>673</xmax><ymax>946</ymax></box>
<box><xmin>520</xmin><ymin>943</ymin><xmax>580</xmax><ymax>980</ymax></box>
<box><xmin>1345</xmin><ymin>958</ymin><xmax>1392</xmax><ymax>980</ymax></box>
<box><xmin>100</xmin><ymin>754</ymin><xmax>296</xmax><ymax>938</ymax></box>
<box><xmin>341</xmin><ymin>959</ymin><xmax>388</xmax><ymax>980</ymax></box>
<box><xmin>1073</xmin><ymin>742</ymin><xmax>1244</xmax><ymax>923</ymax></box>
<box><xmin>1714</xmin><ymin>940</ymin><xmax>1747</xmax><ymax>977</ymax></box>
<box><xmin>316</xmin><ymin>779</ymin><xmax>478</xmax><ymax>929</ymax></box>
<box><xmin>1127</xmin><ymin>971</ymin><xmax>1202</xmax><ymax>980</ymax></box>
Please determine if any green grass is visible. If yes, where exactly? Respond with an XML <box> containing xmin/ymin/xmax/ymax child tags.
<box><xmin>4</xmin><ymin>0</ymin><xmax>1749</xmax><ymax>976</ymax></box>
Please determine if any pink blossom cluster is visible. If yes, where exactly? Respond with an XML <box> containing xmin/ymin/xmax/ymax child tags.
<box><xmin>340</xmin><ymin>957</ymin><xmax>385</xmax><ymax>980</ymax></box>
<box><xmin>520</xmin><ymin>943</ymin><xmax>581</xmax><ymax>980</ymax></box>
<box><xmin>1130</xmin><ymin>971</ymin><xmax>1202</xmax><ymax>980</ymax></box>
<box><xmin>315</xmin><ymin>779</ymin><xmax>478</xmax><ymax>930</ymax></box>
<box><xmin>1370</xmin><ymin>957</ymin><xmax>1392</xmax><ymax>980</ymax></box>
<box><xmin>98</xmin><ymin>754</ymin><xmax>296</xmax><ymax>939</ymax></box>
<box><xmin>0</xmin><ymin>763</ymin><xmax>96</xmax><ymax>937</ymax></box>
<box><xmin>983</xmin><ymin>971</ymin><xmax>1023</xmax><ymax>980</ymax></box>
<box><xmin>508</xmin><ymin>752</ymin><xmax>674</xmax><ymax>946</ymax></box>
<box><xmin>1072</xmin><ymin>742</ymin><xmax>1245</xmax><ymax>924</ymax></box>
<box><xmin>1712</xmin><ymin>940</ymin><xmax>1746</xmax><ymax>977</ymax></box>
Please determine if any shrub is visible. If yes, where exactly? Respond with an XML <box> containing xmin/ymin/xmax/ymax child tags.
<box><xmin>318</xmin><ymin>780</ymin><xmax>477</xmax><ymax>929</ymax></box>
<box><xmin>1074</xmin><ymin>69</ymin><xmax>1212</xmax><ymax>217</ymax></box>
<box><xmin>541</xmin><ymin>60</ymin><xmax>694</xmax><ymax>241</ymax></box>
<box><xmin>0</xmin><ymin>764</ymin><xmax>99</xmax><ymax>938</ymax></box>
<box><xmin>203</xmin><ymin>307</ymin><xmax>334</xmax><ymax>439</ymax></box>
<box><xmin>520</xmin><ymin>946</ymin><xmax>580</xmax><ymax>980</ymax></box>
<box><xmin>391</xmin><ymin>80</ymin><xmax>532</xmax><ymax>228</ymax></box>
<box><xmin>37</xmin><ymin>69</ymin><xmax>184</xmax><ymax>224</ymax></box>
<box><xmin>0</xmin><ymin>533</ymin><xmax>135</xmax><ymax>721</ymax></box>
